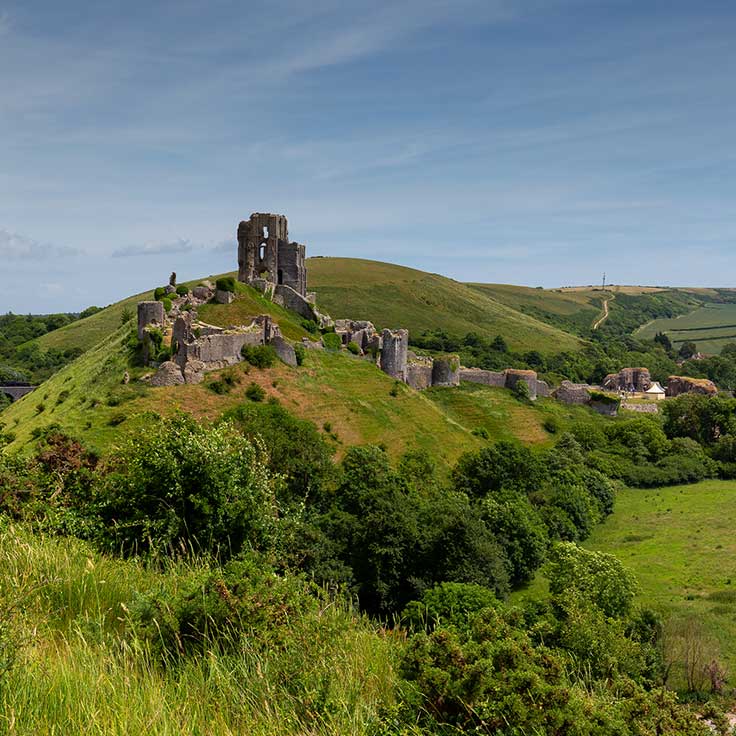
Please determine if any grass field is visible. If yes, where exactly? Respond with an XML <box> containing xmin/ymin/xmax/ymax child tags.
<box><xmin>637</xmin><ymin>303</ymin><xmax>736</xmax><ymax>354</ymax></box>
<box><xmin>586</xmin><ymin>481</ymin><xmax>736</xmax><ymax>681</ymax></box>
<box><xmin>307</xmin><ymin>258</ymin><xmax>584</xmax><ymax>354</ymax></box>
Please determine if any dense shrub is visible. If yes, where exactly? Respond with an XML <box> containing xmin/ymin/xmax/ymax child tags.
<box><xmin>293</xmin><ymin>343</ymin><xmax>306</xmax><ymax>366</ymax></box>
<box><xmin>175</xmin><ymin>285</ymin><xmax>189</xmax><ymax>296</ymax></box>
<box><xmin>153</xmin><ymin>286</ymin><xmax>167</xmax><ymax>300</ymax></box>
<box><xmin>215</xmin><ymin>276</ymin><xmax>236</xmax><ymax>293</ymax></box>
<box><xmin>93</xmin><ymin>414</ymin><xmax>277</xmax><ymax>557</ymax></box>
<box><xmin>161</xmin><ymin>298</ymin><xmax>173</xmax><ymax>313</ymax></box>
<box><xmin>346</xmin><ymin>341</ymin><xmax>360</xmax><ymax>355</ymax></box>
<box><xmin>241</xmin><ymin>344</ymin><xmax>277</xmax><ymax>368</ymax></box>
<box><xmin>220</xmin><ymin>402</ymin><xmax>334</xmax><ymax>507</ymax></box>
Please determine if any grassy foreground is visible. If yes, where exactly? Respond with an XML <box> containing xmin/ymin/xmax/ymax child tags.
<box><xmin>0</xmin><ymin>523</ymin><xmax>398</xmax><ymax>735</ymax></box>
<box><xmin>586</xmin><ymin>480</ymin><xmax>736</xmax><ymax>678</ymax></box>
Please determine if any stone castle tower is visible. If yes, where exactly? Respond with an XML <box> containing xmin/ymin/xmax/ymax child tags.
<box><xmin>237</xmin><ymin>213</ymin><xmax>307</xmax><ymax>296</ymax></box>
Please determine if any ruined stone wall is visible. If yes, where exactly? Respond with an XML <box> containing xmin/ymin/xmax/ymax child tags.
<box><xmin>554</xmin><ymin>381</ymin><xmax>593</xmax><ymax>405</ymax></box>
<box><xmin>431</xmin><ymin>356</ymin><xmax>460</xmax><ymax>387</ymax></box>
<box><xmin>274</xmin><ymin>284</ymin><xmax>318</xmax><ymax>322</ymax></box>
<box><xmin>237</xmin><ymin>213</ymin><xmax>288</xmax><ymax>285</ymax></box>
<box><xmin>504</xmin><ymin>369</ymin><xmax>540</xmax><ymax>400</ymax></box>
<box><xmin>380</xmin><ymin>329</ymin><xmax>408</xmax><ymax>381</ymax></box>
<box><xmin>277</xmin><ymin>241</ymin><xmax>307</xmax><ymax>295</ymax></box>
<box><xmin>666</xmin><ymin>375</ymin><xmax>718</xmax><ymax>397</ymax></box>
<box><xmin>237</xmin><ymin>213</ymin><xmax>307</xmax><ymax>296</ymax></box>
<box><xmin>603</xmin><ymin>367</ymin><xmax>652</xmax><ymax>392</ymax></box>
<box><xmin>137</xmin><ymin>301</ymin><xmax>165</xmax><ymax>340</ymax></box>
<box><xmin>459</xmin><ymin>368</ymin><xmax>507</xmax><ymax>387</ymax></box>
<box><xmin>406</xmin><ymin>362</ymin><xmax>433</xmax><ymax>390</ymax></box>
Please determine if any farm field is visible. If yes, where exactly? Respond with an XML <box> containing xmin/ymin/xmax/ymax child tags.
<box><xmin>586</xmin><ymin>480</ymin><xmax>736</xmax><ymax>682</ymax></box>
<box><xmin>637</xmin><ymin>303</ymin><xmax>736</xmax><ymax>354</ymax></box>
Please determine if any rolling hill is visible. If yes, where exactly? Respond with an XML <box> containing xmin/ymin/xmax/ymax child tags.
<box><xmin>1</xmin><ymin>280</ymin><xmax>609</xmax><ymax>460</ymax></box>
<box><xmin>306</xmin><ymin>258</ymin><xmax>584</xmax><ymax>353</ymax></box>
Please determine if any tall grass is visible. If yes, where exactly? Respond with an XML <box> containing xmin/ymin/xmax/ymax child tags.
<box><xmin>0</xmin><ymin>523</ymin><xmax>400</xmax><ymax>735</ymax></box>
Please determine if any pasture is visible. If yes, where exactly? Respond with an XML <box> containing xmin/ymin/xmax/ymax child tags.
<box><xmin>637</xmin><ymin>303</ymin><xmax>736</xmax><ymax>354</ymax></box>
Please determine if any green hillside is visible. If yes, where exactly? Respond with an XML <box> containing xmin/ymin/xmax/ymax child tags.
<box><xmin>307</xmin><ymin>258</ymin><xmax>584</xmax><ymax>353</ymax></box>
<box><xmin>467</xmin><ymin>283</ymin><xmax>605</xmax><ymax>335</ymax></box>
<box><xmin>1</xmin><ymin>280</ymin><xmax>615</xmax><ymax>460</ymax></box>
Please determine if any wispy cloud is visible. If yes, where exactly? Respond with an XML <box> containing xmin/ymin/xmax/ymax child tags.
<box><xmin>112</xmin><ymin>238</ymin><xmax>195</xmax><ymax>258</ymax></box>
<box><xmin>0</xmin><ymin>229</ymin><xmax>80</xmax><ymax>259</ymax></box>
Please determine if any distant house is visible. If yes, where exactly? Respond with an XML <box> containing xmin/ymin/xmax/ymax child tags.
<box><xmin>644</xmin><ymin>382</ymin><xmax>666</xmax><ymax>401</ymax></box>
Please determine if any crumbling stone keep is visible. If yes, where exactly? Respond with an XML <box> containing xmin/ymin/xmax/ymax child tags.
<box><xmin>237</xmin><ymin>213</ymin><xmax>306</xmax><ymax>296</ymax></box>
<box><xmin>603</xmin><ymin>367</ymin><xmax>651</xmax><ymax>392</ymax></box>
<box><xmin>380</xmin><ymin>329</ymin><xmax>408</xmax><ymax>381</ymax></box>
<box><xmin>137</xmin><ymin>301</ymin><xmax>165</xmax><ymax>340</ymax></box>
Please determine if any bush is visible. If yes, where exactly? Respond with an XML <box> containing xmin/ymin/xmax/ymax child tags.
<box><xmin>347</xmin><ymin>341</ymin><xmax>360</xmax><ymax>355</ymax></box>
<box><xmin>321</xmin><ymin>333</ymin><xmax>342</xmax><ymax>351</ymax></box>
<box><xmin>241</xmin><ymin>344</ymin><xmax>277</xmax><ymax>369</ymax></box>
<box><xmin>301</xmin><ymin>319</ymin><xmax>319</xmax><ymax>334</ymax></box>
<box><xmin>401</xmin><ymin>582</ymin><xmax>498</xmax><ymax>633</ymax></box>
<box><xmin>471</xmin><ymin>427</ymin><xmax>489</xmax><ymax>439</ymax></box>
<box><xmin>175</xmin><ymin>284</ymin><xmax>189</xmax><ymax>296</ymax></box>
<box><xmin>215</xmin><ymin>276</ymin><xmax>236</xmax><ymax>293</ymax></box>
<box><xmin>513</xmin><ymin>379</ymin><xmax>530</xmax><ymax>401</ymax></box>
<box><xmin>294</xmin><ymin>343</ymin><xmax>306</xmax><ymax>367</ymax></box>
<box><xmin>153</xmin><ymin>286</ymin><xmax>167</xmax><ymax>300</ymax></box>
<box><xmin>245</xmin><ymin>382</ymin><xmax>266</xmax><ymax>402</ymax></box>
<box><xmin>161</xmin><ymin>298</ymin><xmax>172</xmax><ymax>313</ymax></box>
<box><xmin>543</xmin><ymin>416</ymin><xmax>559</xmax><ymax>434</ymax></box>
<box><xmin>120</xmin><ymin>307</ymin><xmax>134</xmax><ymax>325</ymax></box>
<box><xmin>93</xmin><ymin>413</ymin><xmax>276</xmax><ymax>556</ymax></box>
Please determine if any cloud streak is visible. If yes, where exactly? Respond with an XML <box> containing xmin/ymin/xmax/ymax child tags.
<box><xmin>0</xmin><ymin>229</ymin><xmax>81</xmax><ymax>260</ymax></box>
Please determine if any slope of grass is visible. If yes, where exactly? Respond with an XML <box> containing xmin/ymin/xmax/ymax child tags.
<box><xmin>585</xmin><ymin>480</ymin><xmax>736</xmax><ymax>680</ymax></box>
<box><xmin>3</xmin><ymin>326</ymin><xmax>617</xmax><ymax>465</ymax></box>
<box><xmin>468</xmin><ymin>283</ymin><xmax>604</xmax><ymax>335</ymax></box>
<box><xmin>307</xmin><ymin>258</ymin><xmax>584</xmax><ymax>354</ymax></box>
<box><xmin>424</xmin><ymin>382</ymin><xmax>613</xmax><ymax>447</ymax></box>
<box><xmin>0</xmin><ymin>522</ymin><xmax>397</xmax><ymax>735</ymax></box>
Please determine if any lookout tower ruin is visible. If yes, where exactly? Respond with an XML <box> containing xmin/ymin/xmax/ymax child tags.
<box><xmin>237</xmin><ymin>213</ymin><xmax>307</xmax><ymax>296</ymax></box>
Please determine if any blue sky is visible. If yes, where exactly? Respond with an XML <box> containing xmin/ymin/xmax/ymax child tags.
<box><xmin>1</xmin><ymin>0</ymin><xmax>735</xmax><ymax>313</ymax></box>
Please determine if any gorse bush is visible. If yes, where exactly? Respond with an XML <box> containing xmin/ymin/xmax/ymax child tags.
<box><xmin>347</xmin><ymin>341</ymin><xmax>361</xmax><ymax>355</ymax></box>
<box><xmin>215</xmin><ymin>277</ymin><xmax>236</xmax><ymax>293</ymax></box>
<box><xmin>175</xmin><ymin>284</ymin><xmax>189</xmax><ymax>296</ymax></box>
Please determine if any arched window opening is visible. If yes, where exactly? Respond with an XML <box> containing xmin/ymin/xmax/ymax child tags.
<box><xmin>259</xmin><ymin>244</ymin><xmax>266</xmax><ymax>261</ymax></box>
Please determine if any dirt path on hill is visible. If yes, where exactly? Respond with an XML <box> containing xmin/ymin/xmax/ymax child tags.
<box><xmin>593</xmin><ymin>294</ymin><xmax>613</xmax><ymax>330</ymax></box>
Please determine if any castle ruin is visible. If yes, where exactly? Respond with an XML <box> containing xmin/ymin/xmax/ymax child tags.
<box><xmin>238</xmin><ymin>213</ymin><xmax>307</xmax><ymax>296</ymax></box>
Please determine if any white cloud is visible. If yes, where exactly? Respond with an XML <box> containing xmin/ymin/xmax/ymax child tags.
<box><xmin>0</xmin><ymin>229</ymin><xmax>80</xmax><ymax>259</ymax></box>
<box><xmin>112</xmin><ymin>238</ymin><xmax>195</xmax><ymax>258</ymax></box>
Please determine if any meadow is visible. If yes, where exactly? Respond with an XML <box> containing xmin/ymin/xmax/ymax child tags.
<box><xmin>586</xmin><ymin>480</ymin><xmax>736</xmax><ymax>681</ymax></box>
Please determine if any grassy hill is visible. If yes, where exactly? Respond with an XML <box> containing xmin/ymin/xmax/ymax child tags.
<box><xmin>467</xmin><ymin>283</ymin><xmax>605</xmax><ymax>335</ymax></box>
<box><xmin>1</xmin><ymin>280</ymin><xmax>614</xmax><ymax>461</ymax></box>
<box><xmin>307</xmin><ymin>258</ymin><xmax>584</xmax><ymax>353</ymax></box>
